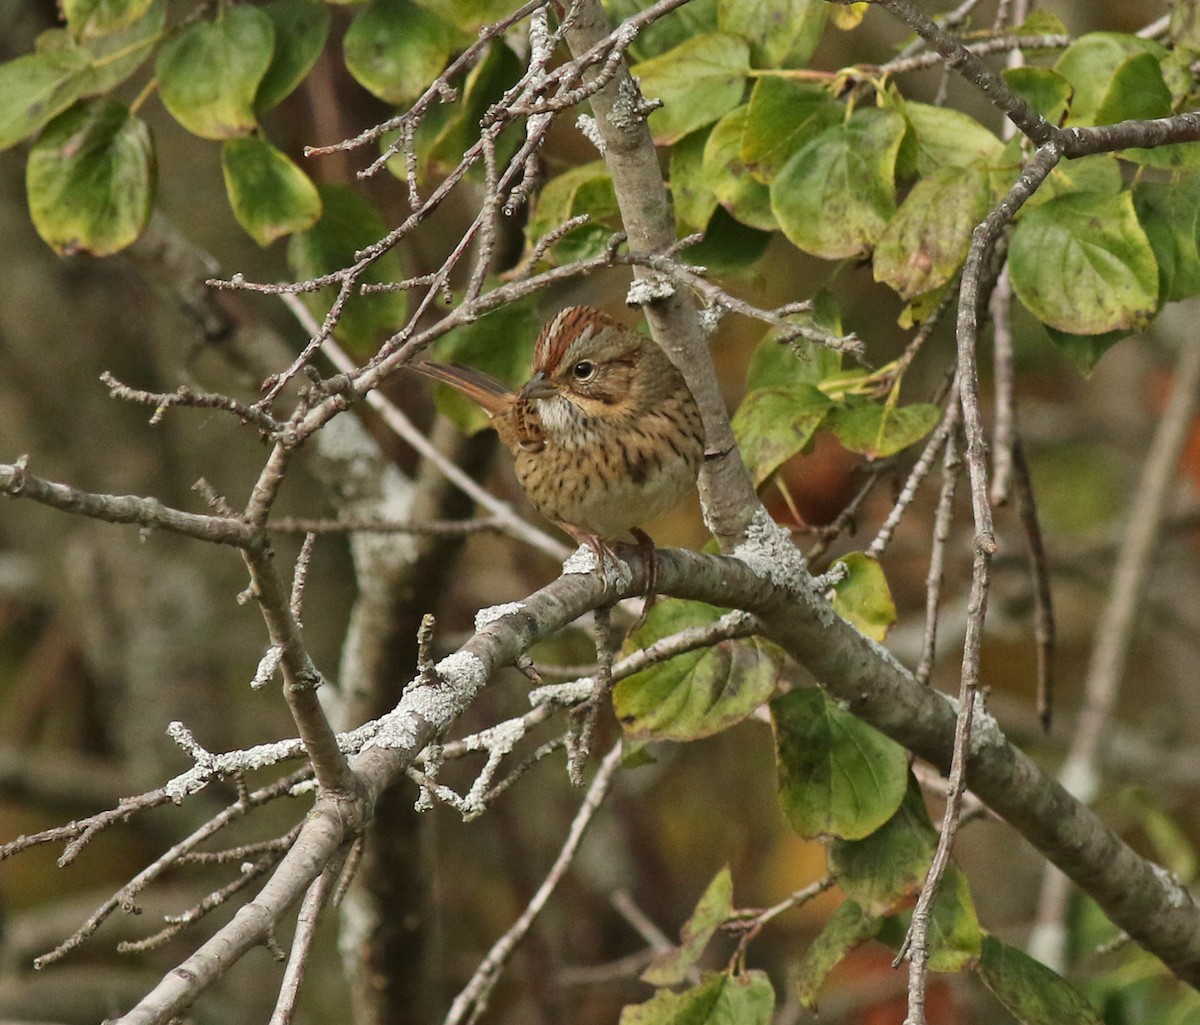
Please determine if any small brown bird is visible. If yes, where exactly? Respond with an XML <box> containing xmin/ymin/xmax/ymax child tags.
<box><xmin>412</xmin><ymin>306</ymin><xmax>704</xmax><ymax>559</ymax></box>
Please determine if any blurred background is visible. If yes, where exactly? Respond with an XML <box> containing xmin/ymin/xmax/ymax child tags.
<box><xmin>2</xmin><ymin>0</ymin><xmax>1199</xmax><ymax>1022</ymax></box>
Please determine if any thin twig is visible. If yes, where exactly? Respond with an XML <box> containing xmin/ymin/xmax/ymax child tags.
<box><xmin>444</xmin><ymin>742</ymin><xmax>623</xmax><ymax>1025</ymax></box>
<box><xmin>916</xmin><ymin>410</ymin><xmax>962</xmax><ymax>686</ymax></box>
<box><xmin>1010</xmin><ymin>437</ymin><xmax>1055</xmax><ymax>730</ymax></box>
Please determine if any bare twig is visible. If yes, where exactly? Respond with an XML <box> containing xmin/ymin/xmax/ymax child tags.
<box><xmin>444</xmin><ymin>742</ymin><xmax>623</xmax><ymax>1025</ymax></box>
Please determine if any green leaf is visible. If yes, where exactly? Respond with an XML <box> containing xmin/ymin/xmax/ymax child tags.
<box><xmin>1003</xmin><ymin>66</ymin><xmax>1072</xmax><ymax>124</ymax></box>
<box><xmin>0</xmin><ymin>55</ymin><xmax>86</xmax><ymax>151</ymax></box>
<box><xmin>977</xmin><ymin>934</ymin><xmax>1104</xmax><ymax>1025</ymax></box>
<box><xmin>744</xmin><ymin>327</ymin><xmax>842</xmax><ymax>393</ymax></box>
<box><xmin>221</xmin><ymin>134</ymin><xmax>321</xmax><ymax>245</ymax></box>
<box><xmin>26</xmin><ymin>98</ymin><xmax>154</xmax><ymax>256</ymax></box>
<box><xmin>642</xmin><ymin>867</ymin><xmax>734</xmax><ymax>986</ymax></box>
<box><xmin>1134</xmin><ymin>176</ymin><xmax>1200</xmax><ymax>304</ymax></box>
<box><xmin>1043</xmin><ymin>326</ymin><xmax>1130</xmax><ymax>377</ymax></box>
<box><xmin>828</xmin><ymin>775</ymin><xmax>935</xmax><ymax>914</ymax></box>
<box><xmin>670</xmin><ymin>128</ymin><xmax>719</xmax><ymax>232</ymax></box>
<box><xmin>771</xmin><ymin>107</ymin><xmax>906</xmax><ymax>260</ymax></box>
<box><xmin>1095</xmin><ymin>51</ymin><xmax>1172</xmax><ymax>125</ymax></box>
<box><xmin>0</xmin><ymin>0</ymin><xmax>165</xmax><ymax>151</ymax></box>
<box><xmin>633</xmin><ymin>33</ymin><xmax>750</xmax><ymax>145</ymax></box>
<box><xmin>414</xmin><ymin>42</ymin><xmax>523</xmax><ymax>179</ymax></box>
<box><xmin>157</xmin><ymin>5</ymin><xmax>274</xmax><ymax>139</ymax></box>
<box><xmin>39</xmin><ymin>0</ymin><xmax>166</xmax><ymax>97</ymax></box>
<box><xmin>256</xmin><ymin>0</ymin><xmax>332</xmax><ymax>113</ymax></box>
<box><xmin>614</xmin><ymin>599</ymin><xmax>786</xmax><ymax>742</ymax></box>
<box><xmin>287</xmin><ymin>184</ymin><xmax>408</xmax><ymax>356</ymax></box>
<box><xmin>923</xmin><ymin>865</ymin><xmax>983</xmax><ymax>972</ymax></box>
<box><xmin>621</xmin><ymin>971</ymin><xmax>774</xmax><ymax>1025</ymax></box>
<box><xmin>1031</xmin><ymin>153</ymin><xmax>1124</xmax><ymax>208</ymax></box>
<box><xmin>679</xmin><ymin>206</ymin><xmax>772</xmax><ymax>274</ymax></box>
<box><xmin>413</xmin><ymin>0</ymin><xmax>521</xmax><ymax>34</ymax></box>
<box><xmin>771</xmin><ymin>687</ymin><xmax>907</xmax><ymax>841</ymax></box>
<box><xmin>1054</xmin><ymin>32</ymin><xmax>1166</xmax><ymax>128</ymax></box>
<box><xmin>344</xmin><ymin>0</ymin><xmax>461</xmax><ymax>105</ymax></box>
<box><xmin>1009</xmin><ymin>190</ymin><xmax>1159</xmax><ymax>335</ymax></box>
<box><xmin>732</xmin><ymin>384</ymin><xmax>832</xmax><ymax>486</ymax></box>
<box><xmin>610</xmin><ymin>0</ymin><xmax>719</xmax><ymax>63</ymax></box>
<box><xmin>792</xmin><ymin>900</ymin><xmax>880</xmax><ymax>1011</ymax></box>
<box><xmin>525</xmin><ymin>161</ymin><xmax>620</xmax><ymax>264</ymax></box>
<box><xmin>874</xmin><ymin>162</ymin><xmax>991</xmax><ymax>300</ymax></box>
<box><xmin>62</xmin><ymin>0</ymin><xmax>155</xmax><ymax>39</ymax></box>
<box><xmin>703</xmin><ymin>105</ymin><xmax>776</xmax><ymax>231</ymax></box>
<box><xmin>827</xmin><ymin>400</ymin><xmax>940</xmax><ymax>459</ymax></box>
<box><xmin>428</xmin><ymin>299</ymin><xmax>541</xmax><ymax>433</ymax></box>
<box><xmin>741</xmin><ymin>77</ymin><xmax>842</xmax><ymax>183</ymax></box>
<box><xmin>902</xmin><ymin>102</ymin><xmax>1003</xmax><ymax>177</ymax></box>
<box><xmin>829</xmin><ymin>552</ymin><xmax>896</xmax><ymax>642</ymax></box>
<box><xmin>718</xmin><ymin>0</ymin><xmax>828</xmax><ymax>68</ymax></box>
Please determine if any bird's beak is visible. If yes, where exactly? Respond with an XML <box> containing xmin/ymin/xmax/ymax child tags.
<box><xmin>518</xmin><ymin>371</ymin><xmax>556</xmax><ymax>401</ymax></box>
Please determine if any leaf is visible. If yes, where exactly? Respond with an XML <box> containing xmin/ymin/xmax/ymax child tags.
<box><xmin>874</xmin><ymin>162</ymin><xmax>991</xmax><ymax>300</ymax></box>
<box><xmin>922</xmin><ymin>865</ymin><xmax>983</xmax><ymax>973</ymax></box>
<box><xmin>902</xmin><ymin>102</ymin><xmax>1004</xmax><ymax>177</ymax></box>
<box><xmin>875</xmin><ymin>864</ymin><xmax>982</xmax><ymax>974</ymax></box>
<box><xmin>744</xmin><ymin>327</ymin><xmax>842</xmax><ymax>393</ymax></box>
<box><xmin>771</xmin><ymin>107</ymin><xmax>906</xmax><ymax>260</ymax></box>
<box><xmin>157</xmin><ymin>5</ymin><xmax>274</xmax><ymax>139</ymax></box>
<box><xmin>614</xmin><ymin>599</ymin><xmax>786</xmax><ymax>742</ymax></box>
<box><xmin>62</xmin><ymin>0</ymin><xmax>155</xmax><ymax>39</ymax></box>
<box><xmin>741</xmin><ymin>77</ymin><xmax>842</xmax><ymax>183</ymax></box>
<box><xmin>344</xmin><ymin>0</ymin><xmax>462</xmax><ymax>105</ymax></box>
<box><xmin>525</xmin><ymin>160</ymin><xmax>620</xmax><ymax>264</ymax></box>
<box><xmin>1134</xmin><ymin>175</ymin><xmax>1200</xmax><ymax>304</ymax></box>
<box><xmin>221</xmin><ymin>134</ymin><xmax>321</xmax><ymax>245</ymax></box>
<box><xmin>669</xmin><ymin>127</ymin><xmax>719</xmax><ymax>232</ymax></box>
<box><xmin>1054</xmin><ymin>32</ymin><xmax>1166</xmax><ymax>128</ymax></box>
<box><xmin>610</xmin><ymin>0</ymin><xmax>719</xmax><ymax>63</ymax></box>
<box><xmin>642</xmin><ymin>867</ymin><xmax>734</xmax><ymax>986</ymax></box>
<box><xmin>1031</xmin><ymin>153</ymin><xmax>1124</xmax><ymax>208</ymax></box>
<box><xmin>0</xmin><ymin>1</ymin><xmax>165</xmax><ymax>151</ymax></box>
<box><xmin>428</xmin><ymin>300</ymin><xmax>541</xmax><ymax>432</ymax></box>
<box><xmin>679</xmin><ymin>206</ymin><xmax>772</xmax><ymax>274</ymax></box>
<box><xmin>26</xmin><ymin>98</ymin><xmax>154</xmax><ymax>256</ymax></box>
<box><xmin>1003</xmin><ymin>66</ymin><xmax>1072</xmax><ymax>124</ymax></box>
<box><xmin>621</xmin><ymin>971</ymin><xmax>775</xmax><ymax>1025</ymax></box>
<box><xmin>977</xmin><ymin>934</ymin><xmax>1104</xmax><ymax>1025</ymax></box>
<box><xmin>717</xmin><ymin>0</ymin><xmax>828</xmax><ymax>68</ymax></box>
<box><xmin>413</xmin><ymin>0</ymin><xmax>521</xmax><ymax>34</ymax></box>
<box><xmin>792</xmin><ymin>900</ymin><xmax>880</xmax><ymax>1011</ymax></box>
<box><xmin>827</xmin><ymin>400</ymin><xmax>941</xmax><ymax>459</ymax></box>
<box><xmin>829</xmin><ymin>553</ymin><xmax>896</xmax><ymax>642</ymax></box>
<box><xmin>770</xmin><ymin>688</ymin><xmax>907</xmax><ymax>841</ymax></box>
<box><xmin>1043</xmin><ymin>326</ymin><xmax>1131</xmax><ymax>377</ymax></box>
<box><xmin>0</xmin><ymin>55</ymin><xmax>87</xmax><ymax>151</ymax></box>
<box><xmin>1009</xmin><ymin>190</ymin><xmax>1159</xmax><ymax>335</ymax></box>
<box><xmin>256</xmin><ymin>0</ymin><xmax>332</xmax><ymax>113</ymax></box>
<box><xmin>731</xmin><ymin>384</ymin><xmax>832</xmax><ymax>486</ymax></box>
<box><xmin>633</xmin><ymin>32</ymin><xmax>750</xmax><ymax>145</ymax></box>
<box><xmin>828</xmin><ymin>775</ymin><xmax>935</xmax><ymax>914</ymax></box>
<box><xmin>703</xmin><ymin>105</ymin><xmax>776</xmax><ymax>231</ymax></box>
<box><xmin>415</xmin><ymin>42</ymin><xmax>523</xmax><ymax>179</ymax></box>
<box><xmin>287</xmin><ymin>184</ymin><xmax>408</xmax><ymax>356</ymax></box>
<box><xmin>40</xmin><ymin>0</ymin><xmax>166</xmax><ymax>97</ymax></box>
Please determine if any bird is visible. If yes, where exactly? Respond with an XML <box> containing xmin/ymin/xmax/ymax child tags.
<box><xmin>410</xmin><ymin>305</ymin><xmax>704</xmax><ymax>568</ymax></box>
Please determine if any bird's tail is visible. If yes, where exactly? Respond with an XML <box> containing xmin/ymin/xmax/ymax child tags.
<box><xmin>410</xmin><ymin>361</ymin><xmax>512</xmax><ymax>417</ymax></box>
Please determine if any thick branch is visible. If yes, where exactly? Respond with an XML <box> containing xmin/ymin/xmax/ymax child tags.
<box><xmin>115</xmin><ymin>545</ymin><xmax>1200</xmax><ymax>1021</ymax></box>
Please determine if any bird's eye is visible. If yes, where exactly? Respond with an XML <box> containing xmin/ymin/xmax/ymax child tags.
<box><xmin>571</xmin><ymin>360</ymin><xmax>596</xmax><ymax>381</ymax></box>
